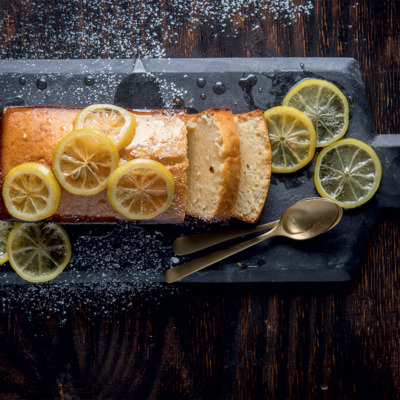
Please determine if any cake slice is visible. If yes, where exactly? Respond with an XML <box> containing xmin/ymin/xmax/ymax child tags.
<box><xmin>0</xmin><ymin>107</ymin><xmax>188</xmax><ymax>223</ymax></box>
<box><xmin>186</xmin><ymin>108</ymin><xmax>241</xmax><ymax>221</ymax></box>
<box><xmin>233</xmin><ymin>110</ymin><xmax>272</xmax><ymax>223</ymax></box>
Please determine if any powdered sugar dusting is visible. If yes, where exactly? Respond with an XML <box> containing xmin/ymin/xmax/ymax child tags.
<box><xmin>0</xmin><ymin>225</ymin><xmax>184</xmax><ymax>322</ymax></box>
<box><xmin>155</xmin><ymin>75</ymin><xmax>192</xmax><ymax>108</ymax></box>
<box><xmin>0</xmin><ymin>0</ymin><xmax>315</xmax><ymax>313</ymax></box>
<box><xmin>1</xmin><ymin>1</ymin><xmax>314</xmax><ymax>59</ymax></box>
<box><xmin>0</xmin><ymin>282</ymin><xmax>184</xmax><ymax>325</ymax></box>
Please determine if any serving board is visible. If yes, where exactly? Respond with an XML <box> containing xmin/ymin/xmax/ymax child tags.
<box><xmin>0</xmin><ymin>58</ymin><xmax>399</xmax><ymax>284</ymax></box>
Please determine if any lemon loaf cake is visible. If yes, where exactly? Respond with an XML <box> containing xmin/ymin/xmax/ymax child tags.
<box><xmin>186</xmin><ymin>108</ymin><xmax>241</xmax><ymax>221</ymax></box>
<box><xmin>0</xmin><ymin>107</ymin><xmax>187</xmax><ymax>223</ymax></box>
<box><xmin>233</xmin><ymin>111</ymin><xmax>272</xmax><ymax>223</ymax></box>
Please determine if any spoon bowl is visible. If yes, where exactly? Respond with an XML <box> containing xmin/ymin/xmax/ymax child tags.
<box><xmin>280</xmin><ymin>197</ymin><xmax>343</xmax><ymax>239</ymax></box>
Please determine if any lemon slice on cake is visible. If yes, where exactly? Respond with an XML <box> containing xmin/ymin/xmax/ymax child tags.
<box><xmin>264</xmin><ymin>106</ymin><xmax>316</xmax><ymax>173</ymax></box>
<box><xmin>107</xmin><ymin>159</ymin><xmax>175</xmax><ymax>220</ymax></box>
<box><xmin>52</xmin><ymin>129</ymin><xmax>119</xmax><ymax>195</ymax></box>
<box><xmin>2</xmin><ymin>162</ymin><xmax>61</xmax><ymax>221</ymax></box>
<box><xmin>282</xmin><ymin>79</ymin><xmax>349</xmax><ymax>147</ymax></box>
<box><xmin>74</xmin><ymin>104</ymin><xmax>136</xmax><ymax>150</ymax></box>
<box><xmin>7</xmin><ymin>223</ymin><xmax>71</xmax><ymax>282</ymax></box>
<box><xmin>314</xmin><ymin>138</ymin><xmax>382</xmax><ymax>208</ymax></box>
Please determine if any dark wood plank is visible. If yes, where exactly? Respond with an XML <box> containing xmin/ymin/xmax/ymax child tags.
<box><xmin>0</xmin><ymin>0</ymin><xmax>399</xmax><ymax>399</ymax></box>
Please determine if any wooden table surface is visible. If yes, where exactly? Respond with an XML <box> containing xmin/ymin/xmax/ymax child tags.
<box><xmin>0</xmin><ymin>1</ymin><xmax>399</xmax><ymax>399</ymax></box>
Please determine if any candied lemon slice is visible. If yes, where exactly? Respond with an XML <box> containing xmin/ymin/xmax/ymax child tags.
<box><xmin>74</xmin><ymin>104</ymin><xmax>136</xmax><ymax>150</ymax></box>
<box><xmin>0</xmin><ymin>221</ymin><xmax>17</xmax><ymax>264</ymax></box>
<box><xmin>2</xmin><ymin>162</ymin><xmax>61</xmax><ymax>221</ymax></box>
<box><xmin>264</xmin><ymin>106</ymin><xmax>316</xmax><ymax>173</ymax></box>
<box><xmin>107</xmin><ymin>159</ymin><xmax>175</xmax><ymax>220</ymax></box>
<box><xmin>52</xmin><ymin>129</ymin><xmax>119</xmax><ymax>195</ymax></box>
<box><xmin>314</xmin><ymin>138</ymin><xmax>382</xmax><ymax>208</ymax></box>
<box><xmin>282</xmin><ymin>78</ymin><xmax>349</xmax><ymax>147</ymax></box>
<box><xmin>7</xmin><ymin>223</ymin><xmax>71</xmax><ymax>282</ymax></box>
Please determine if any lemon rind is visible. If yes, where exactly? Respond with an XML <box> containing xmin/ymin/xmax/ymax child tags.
<box><xmin>107</xmin><ymin>159</ymin><xmax>175</xmax><ymax>220</ymax></box>
<box><xmin>264</xmin><ymin>106</ymin><xmax>316</xmax><ymax>173</ymax></box>
<box><xmin>282</xmin><ymin>78</ymin><xmax>349</xmax><ymax>147</ymax></box>
<box><xmin>52</xmin><ymin>129</ymin><xmax>119</xmax><ymax>196</ymax></box>
<box><xmin>2</xmin><ymin>163</ymin><xmax>61</xmax><ymax>222</ymax></box>
<box><xmin>7</xmin><ymin>223</ymin><xmax>71</xmax><ymax>283</ymax></box>
<box><xmin>73</xmin><ymin>104</ymin><xmax>136</xmax><ymax>150</ymax></box>
<box><xmin>314</xmin><ymin>138</ymin><xmax>382</xmax><ymax>209</ymax></box>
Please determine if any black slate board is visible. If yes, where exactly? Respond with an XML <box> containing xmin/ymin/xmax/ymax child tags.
<box><xmin>0</xmin><ymin>57</ymin><xmax>399</xmax><ymax>284</ymax></box>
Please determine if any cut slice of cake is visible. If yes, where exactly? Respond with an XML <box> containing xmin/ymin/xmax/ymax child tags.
<box><xmin>186</xmin><ymin>108</ymin><xmax>241</xmax><ymax>221</ymax></box>
<box><xmin>233</xmin><ymin>110</ymin><xmax>272</xmax><ymax>223</ymax></box>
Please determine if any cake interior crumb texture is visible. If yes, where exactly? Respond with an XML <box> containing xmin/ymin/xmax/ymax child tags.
<box><xmin>186</xmin><ymin>109</ymin><xmax>241</xmax><ymax>221</ymax></box>
<box><xmin>233</xmin><ymin>111</ymin><xmax>272</xmax><ymax>223</ymax></box>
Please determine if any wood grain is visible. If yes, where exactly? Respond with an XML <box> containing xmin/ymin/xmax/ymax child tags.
<box><xmin>0</xmin><ymin>0</ymin><xmax>399</xmax><ymax>399</ymax></box>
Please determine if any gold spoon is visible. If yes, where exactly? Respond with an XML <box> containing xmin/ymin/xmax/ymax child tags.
<box><xmin>164</xmin><ymin>197</ymin><xmax>343</xmax><ymax>283</ymax></box>
<box><xmin>173</xmin><ymin>197</ymin><xmax>342</xmax><ymax>256</ymax></box>
<box><xmin>173</xmin><ymin>219</ymin><xmax>280</xmax><ymax>256</ymax></box>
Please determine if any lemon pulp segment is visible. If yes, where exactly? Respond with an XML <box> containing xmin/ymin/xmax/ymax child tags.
<box><xmin>264</xmin><ymin>106</ymin><xmax>316</xmax><ymax>173</ymax></box>
<box><xmin>7</xmin><ymin>223</ymin><xmax>71</xmax><ymax>282</ymax></box>
<box><xmin>282</xmin><ymin>79</ymin><xmax>349</xmax><ymax>147</ymax></box>
<box><xmin>74</xmin><ymin>104</ymin><xmax>136</xmax><ymax>150</ymax></box>
<box><xmin>314</xmin><ymin>138</ymin><xmax>382</xmax><ymax>208</ymax></box>
<box><xmin>52</xmin><ymin>129</ymin><xmax>119</xmax><ymax>195</ymax></box>
<box><xmin>2</xmin><ymin>162</ymin><xmax>61</xmax><ymax>221</ymax></box>
<box><xmin>107</xmin><ymin>159</ymin><xmax>175</xmax><ymax>220</ymax></box>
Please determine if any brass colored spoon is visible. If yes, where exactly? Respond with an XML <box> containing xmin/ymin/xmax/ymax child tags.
<box><xmin>164</xmin><ymin>197</ymin><xmax>343</xmax><ymax>283</ymax></box>
<box><xmin>173</xmin><ymin>219</ymin><xmax>280</xmax><ymax>256</ymax></box>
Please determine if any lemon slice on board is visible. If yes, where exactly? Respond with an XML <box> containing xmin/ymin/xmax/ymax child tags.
<box><xmin>7</xmin><ymin>223</ymin><xmax>71</xmax><ymax>283</ymax></box>
<box><xmin>282</xmin><ymin>79</ymin><xmax>349</xmax><ymax>147</ymax></box>
<box><xmin>52</xmin><ymin>129</ymin><xmax>119</xmax><ymax>196</ymax></box>
<box><xmin>0</xmin><ymin>221</ymin><xmax>17</xmax><ymax>264</ymax></box>
<box><xmin>2</xmin><ymin>162</ymin><xmax>61</xmax><ymax>221</ymax></box>
<box><xmin>264</xmin><ymin>106</ymin><xmax>316</xmax><ymax>173</ymax></box>
<box><xmin>74</xmin><ymin>104</ymin><xmax>136</xmax><ymax>150</ymax></box>
<box><xmin>107</xmin><ymin>159</ymin><xmax>175</xmax><ymax>220</ymax></box>
<box><xmin>314</xmin><ymin>138</ymin><xmax>382</xmax><ymax>209</ymax></box>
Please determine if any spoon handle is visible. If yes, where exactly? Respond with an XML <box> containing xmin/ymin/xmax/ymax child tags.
<box><xmin>172</xmin><ymin>220</ymin><xmax>280</xmax><ymax>256</ymax></box>
<box><xmin>165</xmin><ymin>227</ymin><xmax>278</xmax><ymax>283</ymax></box>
